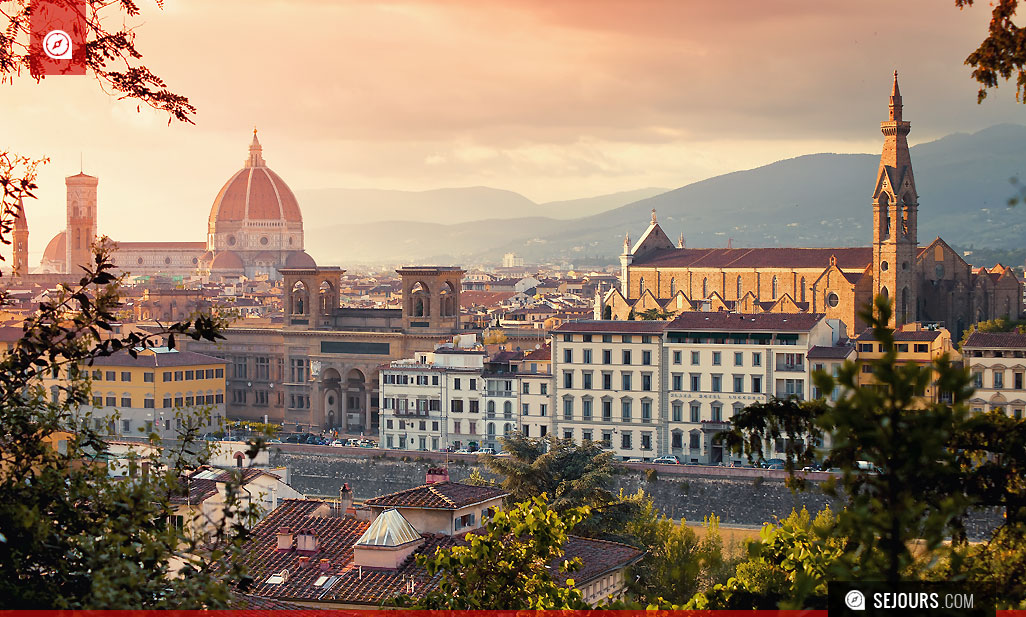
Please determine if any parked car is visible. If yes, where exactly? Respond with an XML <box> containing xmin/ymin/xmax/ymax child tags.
<box><xmin>454</xmin><ymin>448</ymin><xmax>472</xmax><ymax>455</ymax></box>
<box><xmin>624</xmin><ymin>457</ymin><xmax>643</xmax><ymax>463</ymax></box>
<box><xmin>766</xmin><ymin>463</ymin><xmax>785</xmax><ymax>470</ymax></box>
<box><xmin>762</xmin><ymin>458</ymin><xmax>785</xmax><ymax>468</ymax></box>
<box><xmin>358</xmin><ymin>439</ymin><xmax>376</xmax><ymax>448</ymax></box>
<box><xmin>477</xmin><ymin>447</ymin><xmax>497</xmax><ymax>455</ymax></box>
<box><xmin>330</xmin><ymin>439</ymin><xmax>346</xmax><ymax>447</ymax></box>
<box><xmin>284</xmin><ymin>434</ymin><xmax>300</xmax><ymax>444</ymax></box>
<box><xmin>267</xmin><ymin>438</ymin><xmax>282</xmax><ymax>444</ymax></box>
<box><xmin>653</xmin><ymin>455</ymin><xmax>681</xmax><ymax>465</ymax></box>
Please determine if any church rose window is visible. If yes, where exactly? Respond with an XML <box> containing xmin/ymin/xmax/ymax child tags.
<box><xmin>881</xmin><ymin>261</ymin><xmax>889</xmax><ymax>271</ymax></box>
<box><xmin>827</xmin><ymin>292</ymin><xmax>839</xmax><ymax>308</ymax></box>
<box><xmin>260</xmin><ymin>236</ymin><xmax>269</xmax><ymax>245</ymax></box>
<box><xmin>227</xmin><ymin>236</ymin><xmax>236</xmax><ymax>246</ymax></box>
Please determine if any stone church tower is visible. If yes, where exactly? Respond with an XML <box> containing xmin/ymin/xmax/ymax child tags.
<box><xmin>12</xmin><ymin>198</ymin><xmax>28</xmax><ymax>275</ymax></box>
<box><xmin>65</xmin><ymin>172</ymin><xmax>98</xmax><ymax>274</ymax></box>
<box><xmin>872</xmin><ymin>72</ymin><xmax>919</xmax><ymax>326</ymax></box>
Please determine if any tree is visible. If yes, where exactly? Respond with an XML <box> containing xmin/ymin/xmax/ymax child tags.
<box><xmin>686</xmin><ymin>507</ymin><xmax>843</xmax><ymax>610</ymax></box>
<box><xmin>957</xmin><ymin>0</ymin><xmax>1026</xmax><ymax>103</ymax></box>
<box><xmin>637</xmin><ymin>308</ymin><xmax>674</xmax><ymax>321</ymax></box>
<box><xmin>0</xmin><ymin>242</ymin><xmax>263</xmax><ymax>608</ymax></box>
<box><xmin>395</xmin><ymin>496</ymin><xmax>591</xmax><ymax>609</ymax></box>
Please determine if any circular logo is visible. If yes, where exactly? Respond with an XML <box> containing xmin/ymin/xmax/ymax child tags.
<box><xmin>845</xmin><ymin>589</ymin><xmax>866</xmax><ymax>611</ymax></box>
<box><xmin>43</xmin><ymin>30</ymin><xmax>73</xmax><ymax>60</ymax></box>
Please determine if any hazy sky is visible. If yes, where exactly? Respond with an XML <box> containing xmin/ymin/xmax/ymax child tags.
<box><xmin>3</xmin><ymin>0</ymin><xmax>1024</xmax><ymax>260</ymax></box>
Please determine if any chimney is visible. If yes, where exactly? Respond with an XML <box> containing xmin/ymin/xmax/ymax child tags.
<box><xmin>425</xmin><ymin>467</ymin><xmax>449</xmax><ymax>484</ymax></box>
<box><xmin>340</xmin><ymin>483</ymin><xmax>354</xmax><ymax>513</ymax></box>
<box><xmin>276</xmin><ymin>527</ymin><xmax>294</xmax><ymax>551</ymax></box>
<box><xmin>297</xmin><ymin>528</ymin><xmax>319</xmax><ymax>553</ymax></box>
<box><xmin>298</xmin><ymin>556</ymin><xmax>310</xmax><ymax>567</ymax></box>
<box><xmin>319</xmin><ymin>558</ymin><xmax>331</xmax><ymax>571</ymax></box>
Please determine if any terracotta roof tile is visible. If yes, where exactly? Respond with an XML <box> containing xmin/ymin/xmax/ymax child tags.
<box><xmin>554</xmin><ymin>320</ymin><xmax>668</xmax><ymax>333</ymax></box>
<box><xmin>665</xmin><ymin>312</ymin><xmax>825</xmax><ymax>331</ymax></box>
<box><xmin>964</xmin><ymin>331</ymin><xmax>1026</xmax><ymax>349</ymax></box>
<box><xmin>632</xmin><ymin>247</ymin><xmax>874</xmax><ymax>269</ymax></box>
<box><xmin>363</xmin><ymin>481</ymin><xmax>508</xmax><ymax>510</ymax></box>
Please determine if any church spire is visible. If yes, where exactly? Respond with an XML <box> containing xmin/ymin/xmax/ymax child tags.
<box><xmin>677</xmin><ymin>231</ymin><xmax>684</xmax><ymax>249</ymax></box>
<box><xmin>246</xmin><ymin>127</ymin><xmax>265</xmax><ymax>168</ymax></box>
<box><xmin>889</xmin><ymin>70</ymin><xmax>902</xmax><ymax>122</ymax></box>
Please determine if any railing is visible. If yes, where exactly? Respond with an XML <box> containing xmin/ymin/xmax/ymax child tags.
<box><xmin>775</xmin><ymin>363</ymin><xmax>804</xmax><ymax>372</ymax></box>
<box><xmin>485</xmin><ymin>390</ymin><xmax>515</xmax><ymax>397</ymax></box>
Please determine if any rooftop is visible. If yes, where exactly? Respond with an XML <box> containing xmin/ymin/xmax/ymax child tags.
<box><xmin>363</xmin><ymin>481</ymin><xmax>508</xmax><ymax>510</ymax></box>
<box><xmin>963</xmin><ymin>331</ymin><xmax>1026</xmax><ymax>349</ymax></box>
<box><xmin>665</xmin><ymin>311</ymin><xmax>826</xmax><ymax>332</ymax></box>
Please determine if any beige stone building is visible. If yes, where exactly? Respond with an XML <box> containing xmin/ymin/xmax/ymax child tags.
<box><xmin>606</xmin><ymin>74</ymin><xmax>1022</xmax><ymax>336</ymax></box>
<box><xmin>963</xmin><ymin>331</ymin><xmax>1026</xmax><ymax>418</ymax></box>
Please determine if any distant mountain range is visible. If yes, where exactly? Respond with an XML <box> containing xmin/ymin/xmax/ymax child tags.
<box><xmin>303</xmin><ymin>124</ymin><xmax>1026</xmax><ymax>266</ymax></box>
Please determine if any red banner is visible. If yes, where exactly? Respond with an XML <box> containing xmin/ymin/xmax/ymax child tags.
<box><xmin>29</xmin><ymin>0</ymin><xmax>87</xmax><ymax>76</ymax></box>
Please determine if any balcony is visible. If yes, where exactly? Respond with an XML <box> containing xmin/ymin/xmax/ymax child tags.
<box><xmin>393</xmin><ymin>408</ymin><xmax>430</xmax><ymax>417</ymax></box>
<box><xmin>485</xmin><ymin>390</ymin><xmax>515</xmax><ymax>398</ymax></box>
<box><xmin>775</xmin><ymin>363</ymin><xmax>804</xmax><ymax>373</ymax></box>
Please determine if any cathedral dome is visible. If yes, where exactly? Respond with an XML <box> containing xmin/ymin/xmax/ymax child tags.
<box><xmin>208</xmin><ymin>130</ymin><xmax>302</xmax><ymax>226</ymax></box>
<box><xmin>284</xmin><ymin>250</ymin><xmax>316</xmax><ymax>268</ymax></box>
<box><xmin>210</xmin><ymin>250</ymin><xmax>244</xmax><ymax>270</ymax></box>
<box><xmin>43</xmin><ymin>231</ymin><xmax>66</xmax><ymax>263</ymax></box>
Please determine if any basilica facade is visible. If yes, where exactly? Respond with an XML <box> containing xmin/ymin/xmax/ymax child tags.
<box><xmin>604</xmin><ymin>74</ymin><xmax>1022</xmax><ymax>335</ymax></box>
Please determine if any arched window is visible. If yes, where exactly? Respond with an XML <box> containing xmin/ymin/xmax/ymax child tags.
<box><xmin>736</xmin><ymin>276</ymin><xmax>743</xmax><ymax>299</ymax></box>
<box><xmin>639</xmin><ymin>277</ymin><xmax>645</xmax><ymax>295</ymax></box>
<box><xmin>800</xmin><ymin>277</ymin><xmax>806</xmax><ymax>303</ymax></box>
<box><xmin>319</xmin><ymin>281</ymin><xmax>335</xmax><ymax>315</ymax></box>
<box><xmin>410</xmin><ymin>281</ymin><xmax>430</xmax><ymax>317</ymax></box>
<box><xmin>771</xmin><ymin>276</ymin><xmax>778</xmax><ymax>299</ymax></box>
<box><xmin>702</xmin><ymin>278</ymin><xmax>708</xmax><ymax>298</ymax></box>
<box><xmin>503</xmin><ymin>401</ymin><xmax>512</xmax><ymax>417</ymax></box>
<box><xmin>487</xmin><ymin>423</ymin><xmax>496</xmax><ymax>436</ymax></box>
<box><xmin>879</xmin><ymin>193</ymin><xmax>891</xmax><ymax>237</ymax></box>
<box><xmin>669</xmin><ymin>278</ymin><xmax>676</xmax><ymax>296</ymax></box>
<box><xmin>291</xmin><ymin>281</ymin><xmax>308</xmax><ymax>315</ymax></box>
<box><xmin>487</xmin><ymin>400</ymin><xmax>495</xmax><ymax>416</ymax></box>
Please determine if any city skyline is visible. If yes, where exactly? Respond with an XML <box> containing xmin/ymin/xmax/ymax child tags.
<box><xmin>3</xmin><ymin>0</ymin><xmax>1024</xmax><ymax>260</ymax></box>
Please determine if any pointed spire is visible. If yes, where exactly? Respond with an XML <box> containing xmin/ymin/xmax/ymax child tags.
<box><xmin>246</xmin><ymin>127</ymin><xmax>265</xmax><ymax>168</ymax></box>
<box><xmin>650</xmin><ymin>208</ymin><xmax>657</xmax><ymax>225</ymax></box>
<box><xmin>677</xmin><ymin>232</ymin><xmax>684</xmax><ymax>249</ymax></box>
<box><xmin>14</xmin><ymin>197</ymin><xmax>27</xmax><ymax>229</ymax></box>
<box><xmin>889</xmin><ymin>70</ymin><xmax>902</xmax><ymax>122</ymax></box>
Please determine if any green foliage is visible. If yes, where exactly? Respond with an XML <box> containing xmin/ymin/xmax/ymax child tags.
<box><xmin>482</xmin><ymin>328</ymin><xmax>508</xmax><ymax>344</ymax></box>
<box><xmin>956</xmin><ymin>0</ymin><xmax>1026</xmax><ymax>103</ymax></box>
<box><xmin>602</xmin><ymin>305</ymin><xmax>613</xmax><ymax>320</ymax></box>
<box><xmin>686</xmin><ymin>507</ymin><xmax>843</xmax><ymax>610</ymax></box>
<box><xmin>637</xmin><ymin>308</ymin><xmax>674</xmax><ymax>321</ymax></box>
<box><xmin>719</xmin><ymin>397</ymin><xmax>826</xmax><ymax>487</ymax></box>
<box><xmin>462</xmin><ymin>467</ymin><xmax>494</xmax><ymax>487</ymax></box>
<box><xmin>959</xmin><ymin>316</ymin><xmax>1026</xmax><ymax>349</ymax></box>
<box><xmin>0</xmin><ymin>243</ymin><xmax>258</xmax><ymax>608</ymax></box>
<box><xmin>395</xmin><ymin>496</ymin><xmax>591</xmax><ymax>609</ymax></box>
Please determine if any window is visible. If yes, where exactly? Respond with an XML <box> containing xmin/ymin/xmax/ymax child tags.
<box><xmin>184</xmin><ymin>370</ymin><xmax>194</xmax><ymax>380</ymax></box>
<box><xmin>972</xmin><ymin>372</ymin><xmax>983</xmax><ymax>388</ymax></box>
<box><xmin>858</xmin><ymin>343</ymin><xmax>874</xmax><ymax>352</ymax></box>
<box><xmin>255</xmin><ymin>357</ymin><xmax>270</xmax><ymax>380</ymax></box>
<box><xmin>733</xmin><ymin>375</ymin><xmax>744</xmax><ymax>393</ymax></box>
<box><xmin>602</xmin><ymin>335</ymin><xmax>612</xmax><ymax>343</ymax></box>
<box><xmin>583</xmin><ymin>349</ymin><xmax>592</xmax><ymax>364</ymax></box>
<box><xmin>144</xmin><ymin>372</ymin><xmax>154</xmax><ymax>383</ymax></box>
<box><xmin>672</xmin><ymin>373</ymin><xmax>683</xmax><ymax>391</ymax></box>
<box><xmin>232</xmin><ymin>358</ymin><xmax>246</xmax><ymax>379</ymax></box>
<box><xmin>622</xmin><ymin>350</ymin><xmax>632</xmax><ymax>365</ymax></box>
<box><xmin>451</xmin><ymin>399</ymin><xmax>464</xmax><ymax>413</ymax></box>
<box><xmin>469</xmin><ymin>378</ymin><xmax>476</xmax><ymax>390</ymax></box>
<box><xmin>621</xmin><ymin>432</ymin><xmax>632</xmax><ymax>450</ymax></box>
<box><xmin>582</xmin><ymin>399</ymin><xmax>593</xmax><ymax>419</ymax></box>
<box><xmin>255</xmin><ymin>390</ymin><xmax>269</xmax><ymax>406</ymax></box>
<box><xmin>691</xmin><ymin>351</ymin><xmax>700</xmax><ymax>365</ymax></box>
<box><xmin>711</xmin><ymin>403</ymin><xmax>722</xmax><ymax>422</ymax></box>
<box><xmin>469</xmin><ymin>399</ymin><xmax>479</xmax><ymax>413</ymax></box>
<box><xmin>896</xmin><ymin>344</ymin><xmax>908</xmax><ymax>353</ymax></box>
<box><xmin>564</xmin><ymin>349</ymin><xmax>573</xmax><ymax>363</ymax></box>
<box><xmin>163</xmin><ymin>395</ymin><xmax>172</xmax><ymax>408</ymax></box>
<box><xmin>602</xmin><ymin>400</ymin><xmax>612</xmax><ymax>421</ymax></box>
<box><xmin>690</xmin><ymin>374</ymin><xmax>701</xmax><ymax>391</ymax></box>
<box><xmin>641</xmin><ymin>401</ymin><xmax>652</xmax><ymax>423</ymax></box>
<box><xmin>583</xmin><ymin>334</ymin><xmax>592</xmax><ymax>342</ymax></box>
<box><xmin>540</xmin><ymin>383</ymin><xmax>547</xmax><ymax>395</ymax></box>
<box><xmin>583</xmin><ymin>372</ymin><xmax>593</xmax><ymax>389</ymax></box>
<box><xmin>776</xmin><ymin>353</ymin><xmax>803</xmax><ymax>371</ymax></box>
<box><xmin>642</xmin><ymin>350</ymin><xmax>651</xmax><ymax>365</ymax></box>
<box><xmin>582</xmin><ymin>429</ymin><xmax>592</xmax><ymax>442</ymax></box>
<box><xmin>563</xmin><ymin>399</ymin><xmax>573</xmax><ymax>420</ymax></box>
<box><xmin>621</xmin><ymin>372</ymin><xmax>632</xmax><ymax>390</ymax></box>
<box><xmin>712</xmin><ymin>352</ymin><xmax>721</xmax><ymax>366</ymax></box>
<box><xmin>602</xmin><ymin>349</ymin><xmax>612</xmax><ymax>364</ymax></box>
<box><xmin>673</xmin><ymin>351</ymin><xmax>682</xmax><ymax>364</ymax></box>
<box><xmin>672</xmin><ymin>431</ymin><xmax>683</xmax><ymax>448</ymax></box>
<box><xmin>862</xmin><ymin>364</ymin><xmax>874</xmax><ymax>374</ymax></box>
<box><xmin>563</xmin><ymin>371</ymin><xmax>573</xmax><ymax>389</ymax></box>
<box><xmin>215</xmin><ymin>368</ymin><xmax>224</xmax><ymax>378</ymax></box>
<box><xmin>914</xmin><ymin>344</ymin><xmax>928</xmax><ymax>353</ymax></box>
<box><xmin>601</xmin><ymin>430</ymin><xmax>612</xmax><ymax>446</ymax></box>
<box><xmin>641</xmin><ymin>374</ymin><xmax>652</xmax><ymax>391</ymax></box>
<box><xmin>602</xmin><ymin>373</ymin><xmax>612</xmax><ymax>390</ymax></box>
<box><xmin>563</xmin><ymin>429</ymin><xmax>574</xmax><ymax>440</ymax></box>
<box><xmin>994</xmin><ymin>371</ymin><xmax>1005</xmax><ymax>389</ymax></box>
<box><xmin>454</xmin><ymin>378</ymin><xmax>461</xmax><ymax>390</ymax></box>
<box><xmin>1017</xmin><ymin>372</ymin><xmax>1024</xmax><ymax>390</ymax></box>
<box><xmin>734</xmin><ymin>352</ymin><xmax>743</xmax><ymax>366</ymax></box>
<box><xmin>641</xmin><ymin>433</ymin><xmax>652</xmax><ymax>450</ymax></box>
<box><xmin>752</xmin><ymin>375</ymin><xmax>762</xmax><ymax>393</ymax></box>
<box><xmin>163</xmin><ymin>371</ymin><xmax>172</xmax><ymax>382</ymax></box>
<box><xmin>121</xmin><ymin>395</ymin><xmax>132</xmax><ymax>407</ymax></box>
<box><xmin>92</xmin><ymin>395</ymin><xmax>102</xmax><ymax>407</ymax></box>
<box><xmin>522</xmin><ymin>381</ymin><xmax>530</xmax><ymax>394</ymax></box>
<box><xmin>92</xmin><ymin>370</ymin><xmax>102</xmax><ymax>380</ymax></box>
<box><xmin>672</xmin><ymin>402</ymin><xmax>683</xmax><ymax>422</ymax></box>
<box><xmin>290</xmin><ymin>358</ymin><xmax>307</xmax><ymax>382</ymax></box>
<box><xmin>232</xmin><ymin>390</ymin><xmax>246</xmax><ymax>405</ymax></box>
<box><xmin>690</xmin><ymin>403</ymin><xmax>700</xmax><ymax>423</ymax></box>
<box><xmin>752</xmin><ymin>353</ymin><xmax>762</xmax><ymax>367</ymax></box>
<box><xmin>563</xmin><ymin>334</ymin><xmax>573</xmax><ymax>342</ymax></box>
<box><xmin>122</xmin><ymin>420</ymin><xmax>131</xmax><ymax>433</ymax></box>
<box><xmin>690</xmin><ymin>432</ymin><xmax>700</xmax><ymax>449</ymax></box>
<box><xmin>622</xmin><ymin>335</ymin><xmax>632</xmax><ymax>343</ymax></box>
<box><xmin>621</xmin><ymin>400</ymin><xmax>632</xmax><ymax>421</ymax></box>
<box><xmin>711</xmin><ymin>374</ymin><xmax>722</xmax><ymax>392</ymax></box>
<box><xmin>105</xmin><ymin>371</ymin><xmax>116</xmax><ymax>381</ymax></box>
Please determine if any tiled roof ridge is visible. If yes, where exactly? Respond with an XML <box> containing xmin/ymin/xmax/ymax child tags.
<box><xmin>427</xmin><ymin>483</ymin><xmax>458</xmax><ymax>508</ymax></box>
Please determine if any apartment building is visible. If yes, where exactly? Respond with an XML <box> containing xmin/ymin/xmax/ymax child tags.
<box><xmin>378</xmin><ymin>345</ymin><xmax>487</xmax><ymax>452</ymax></box>
<box><xmin>550</xmin><ymin>321</ymin><xmax>667</xmax><ymax>460</ymax></box>
<box><xmin>515</xmin><ymin>345</ymin><xmax>554</xmax><ymax>440</ymax></box>
<box><xmin>962</xmin><ymin>331</ymin><xmax>1026</xmax><ymax>417</ymax></box>
<box><xmin>662</xmin><ymin>313</ymin><xmax>841</xmax><ymax>464</ymax></box>
<box><xmin>480</xmin><ymin>351</ymin><xmax>523</xmax><ymax>451</ymax></box>
<box><xmin>44</xmin><ymin>346</ymin><xmax>227</xmax><ymax>438</ymax></box>
<box><xmin>853</xmin><ymin>323</ymin><xmax>959</xmax><ymax>406</ymax></box>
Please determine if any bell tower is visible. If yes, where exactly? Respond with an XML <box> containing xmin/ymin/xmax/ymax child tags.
<box><xmin>872</xmin><ymin>72</ymin><xmax>918</xmax><ymax>326</ymax></box>
<box><xmin>65</xmin><ymin>172</ymin><xmax>98</xmax><ymax>275</ymax></box>
<box><xmin>12</xmin><ymin>198</ymin><xmax>28</xmax><ymax>276</ymax></box>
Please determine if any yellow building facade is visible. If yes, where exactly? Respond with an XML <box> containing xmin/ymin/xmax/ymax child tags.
<box><xmin>853</xmin><ymin>323</ymin><xmax>959</xmax><ymax>406</ymax></box>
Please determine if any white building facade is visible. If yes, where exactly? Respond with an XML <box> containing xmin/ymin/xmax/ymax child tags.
<box><xmin>962</xmin><ymin>331</ymin><xmax>1026</xmax><ymax>418</ymax></box>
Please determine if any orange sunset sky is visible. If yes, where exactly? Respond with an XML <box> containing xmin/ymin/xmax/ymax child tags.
<box><xmin>2</xmin><ymin>0</ymin><xmax>1024</xmax><ymax>261</ymax></box>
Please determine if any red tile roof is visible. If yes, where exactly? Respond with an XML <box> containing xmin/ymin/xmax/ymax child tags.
<box><xmin>172</xmin><ymin>467</ymin><xmax>272</xmax><ymax>505</ymax></box>
<box><xmin>522</xmin><ymin>344</ymin><xmax>551</xmax><ymax>361</ymax></box>
<box><xmin>631</xmin><ymin>247</ymin><xmax>875</xmax><ymax>269</ymax></box>
<box><xmin>963</xmin><ymin>331</ymin><xmax>1026</xmax><ymax>349</ymax></box>
<box><xmin>807</xmin><ymin>344</ymin><xmax>856</xmax><ymax>359</ymax></box>
<box><xmin>363</xmin><ymin>481</ymin><xmax>508</xmax><ymax>510</ymax></box>
<box><xmin>88</xmin><ymin>348</ymin><xmax>226</xmax><ymax>368</ymax></box>
<box><xmin>855</xmin><ymin>328</ymin><xmax>942</xmax><ymax>342</ymax></box>
<box><xmin>233</xmin><ymin>499</ymin><xmax>643</xmax><ymax>607</ymax></box>
<box><xmin>554</xmin><ymin>320</ymin><xmax>669</xmax><ymax>333</ymax></box>
<box><xmin>665</xmin><ymin>312</ymin><xmax>826</xmax><ymax>331</ymax></box>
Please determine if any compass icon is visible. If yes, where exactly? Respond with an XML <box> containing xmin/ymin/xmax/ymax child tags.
<box><xmin>43</xmin><ymin>29</ymin><xmax>72</xmax><ymax>60</ymax></box>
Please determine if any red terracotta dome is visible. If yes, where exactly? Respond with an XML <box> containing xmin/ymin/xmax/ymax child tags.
<box><xmin>284</xmin><ymin>250</ymin><xmax>316</xmax><ymax>268</ymax></box>
<box><xmin>208</xmin><ymin>130</ymin><xmax>302</xmax><ymax>225</ymax></box>
<box><xmin>42</xmin><ymin>231</ymin><xmax>66</xmax><ymax>263</ymax></box>
<box><xmin>210</xmin><ymin>250</ymin><xmax>244</xmax><ymax>270</ymax></box>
